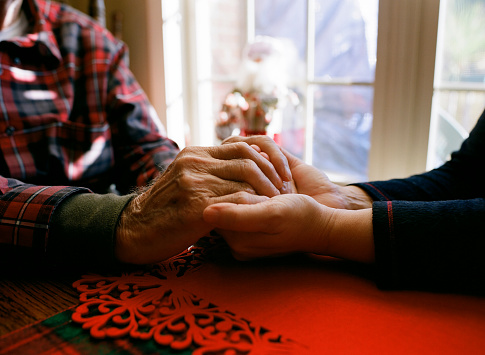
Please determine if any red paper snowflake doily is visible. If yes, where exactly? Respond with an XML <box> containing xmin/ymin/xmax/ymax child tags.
<box><xmin>72</xmin><ymin>239</ymin><xmax>302</xmax><ymax>354</ymax></box>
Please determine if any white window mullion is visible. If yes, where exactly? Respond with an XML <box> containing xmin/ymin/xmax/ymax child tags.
<box><xmin>304</xmin><ymin>0</ymin><xmax>316</xmax><ymax>165</ymax></box>
<box><xmin>162</xmin><ymin>0</ymin><xmax>187</xmax><ymax>149</ymax></box>
<box><xmin>246</xmin><ymin>0</ymin><xmax>255</xmax><ymax>44</ymax></box>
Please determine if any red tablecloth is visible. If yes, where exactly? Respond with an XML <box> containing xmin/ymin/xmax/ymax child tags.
<box><xmin>2</xmin><ymin>238</ymin><xmax>484</xmax><ymax>354</ymax></box>
<box><xmin>189</xmin><ymin>253</ymin><xmax>485</xmax><ymax>354</ymax></box>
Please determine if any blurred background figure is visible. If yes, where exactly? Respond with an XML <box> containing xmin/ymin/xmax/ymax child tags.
<box><xmin>216</xmin><ymin>36</ymin><xmax>302</xmax><ymax>145</ymax></box>
<box><xmin>214</xmin><ymin>0</ymin><xmax>375</xmax><ymax>182</ymax></box>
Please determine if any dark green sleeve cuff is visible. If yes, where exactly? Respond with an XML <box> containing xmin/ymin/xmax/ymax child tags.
<box><xmin>48</xmin><ymin>193</ymin><xmax>135</xmax><ymax>269</ymax></box>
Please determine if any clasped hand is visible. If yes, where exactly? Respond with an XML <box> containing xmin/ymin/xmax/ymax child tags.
<box><xmin>203</xmin><ymin>148</ymin><xmax>375</xmax><ymax>262</ymax></box>
<box><xmin>115</xmin><ymin>136</ymin><xmax>291</xmax><ymax>264</ymax></box>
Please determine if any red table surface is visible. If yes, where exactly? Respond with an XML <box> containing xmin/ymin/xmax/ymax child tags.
<box><xmin>186</xmin><ymin>254</ymin><xmax>485</xmax><ymax>354</ymax></box>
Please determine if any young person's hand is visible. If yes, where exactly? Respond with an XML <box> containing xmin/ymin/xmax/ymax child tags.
<box><xmin>204</xmin><ymin>193</ymin><xmax>375</xmax><ymax>263</ymax></box>
<box><xmin>284</xmin><ymin>149</ymin><xmax>373</xmax><ymax>209</ymax></box>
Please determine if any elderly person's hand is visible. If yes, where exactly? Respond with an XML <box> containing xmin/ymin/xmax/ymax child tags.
<box><xmin>222</xmin><ymin>135</ymin><xmax>293</xmax><ymax>193</ymax></box>
<box><xmin>115</xmin><ymin>139</ymin><xmax>291</xmax><ymax>264</ymax></box>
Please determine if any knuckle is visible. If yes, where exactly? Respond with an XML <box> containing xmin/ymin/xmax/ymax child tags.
<box><xmin>237</xmin><ymin>183</ymin><xmax>256</xmax><ymax>195</ymax></box>
<box><xmin>173</xmin><ymin>151</ymin><xmax>207</xmax><ymax>169</ymax></box>
<box><xmin>181</xmin><ymin>145</ymin><xmax>198</xmax><ymax>154</ymax></box>
<box><xmin>232</xmin><ymin>191</ymin><xmax>252</xmax><ymax>204</ymax></box>
<box><xmin>257</xmin><ymin>135</ymin><xmax>272</xmax><ymax>144</ymax></box>
<box><xmin>241</xmin><ymin>159</ymin><xmax>258</xmax><ymax>171</ymax></box>
<box><xmin>176</xmin><ymin>146</ymin><xmax>191</xmax><ymax>158</ymax></box>
<box><xmin>232</xmin><ymin>141</ymin><xmax>250</xmax><ymax>152</ymax></box>
<box><xmin>222</xmin><ymin>136</ymin><xmax>240</xmax><ymax>145</ymax></box>
<box><xmin>178</xmin><ymin>146</ymin><xmax>207</xmax><ymax>160</ymax></box>
<box><xmin>177</xmin><ymin>173</ymin><xmax>198</xmax><ymax>189</ymax></box>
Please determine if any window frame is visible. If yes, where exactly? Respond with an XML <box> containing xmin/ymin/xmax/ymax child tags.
<box><xmin>159</xmin><ymin>0</ymin><xmax>442</xmax><ymax>181</ymax></box>
<box><xmin>369</xmin><ymin>0</ymin><xmax>440</xmax><ymax>180</ymax></box>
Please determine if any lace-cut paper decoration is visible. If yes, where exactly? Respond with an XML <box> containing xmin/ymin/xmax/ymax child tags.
<box><xmin>72</xmin><ymin>239</ymin><xmax>302</xmax><ymax>354</ymax></box>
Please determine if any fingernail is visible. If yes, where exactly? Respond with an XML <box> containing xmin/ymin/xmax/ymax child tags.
<box><xmin>285</xmin><ymin>169</ymin><xmax>292</xmax><ymax>181</ymax></box>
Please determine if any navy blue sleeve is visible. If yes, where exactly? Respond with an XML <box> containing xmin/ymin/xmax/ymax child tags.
<box><xmin>354</xmin><ymin>109</ymin><xmax>485</xmax><ymax>293</ymax></box>
<box><xmin>373</xmin><ymin>199</ymin><xmax>485</xmax><ymax>294</ymax></box>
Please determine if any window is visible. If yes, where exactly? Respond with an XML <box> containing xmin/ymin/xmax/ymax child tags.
<box><xmin>161</xmin><ymin>0</ymin><xmax>484</xmax><ymax>182</ymax></box>
<box><xmin>427</xmin><ymin>0</ymin><xmax>485</xmax><ymax>169</ymax></box>
<box><xmin>252</xmin><ymin>0</ymin><xmax>378</xmax><ymax>183</ymax></box>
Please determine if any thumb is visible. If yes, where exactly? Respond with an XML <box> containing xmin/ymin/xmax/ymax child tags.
<box><xmin>203</xmin><ymin>202</ymin><xmax>272</xmax><ymax>232</ymax></box>
<box><xmin>280</xmin><ymin>147</ymin><xmax>300</xmax><ymax>167</ymax></box>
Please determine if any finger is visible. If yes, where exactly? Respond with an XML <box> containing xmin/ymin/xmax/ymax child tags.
<box><xmin>260</xmin><ymin>151</ymin><xmax>270</xmax><ymax>161</ymax></box>
<box><xmin>207</xmin><ymin>177</ymin><xmax>257</xmax><ymax>197</ymax></box>
<box><xmin>279</xmin><ymin>181</ymin><xmax>293</xmax><ymax>194</ymax></box>
<box><xmin>207</xmin><ymin>142</ymin><xmax>284</xmax><ymax>192</ymax></box>
<box><xmin>229</xmin><ymin>136</ymin><xmax>291</xmax><ymax>181</ymax></box>
<box><xmin>250</xmin><ymin>144</ymin><xmax>270</xmax><ymax>161</ymax></box>
<box><xmin>172</xmin><ymin>169</ymin><xmax>257</xmax><ymax>197</ymax></box>
<box><xmin>209</xmin><ymin>158</ymin><xmax>280</xmax><ymax>197</ymax></box>
<box><xmin>203</xmin><ymin>201</ymin><xmax>274</xmax><ymax>232</ymax></box>
<box><xmin>281</xmin><ymin>147</ymin><xmax>304</xmax><ymax>170</ymax></box>
<box><xmin>223</xmin><ymin>136</ymin><xmax>291</xmax><ymax>181</ymax></box>
<box><xmin>210</xmin><ymin>191</ymin><xmax>269</xmax><ymax>205</ymax></box>
<box><xmin>165</xmin><ymin>146</ymin><xmax>279</xmax><ymax>196</ymax></box>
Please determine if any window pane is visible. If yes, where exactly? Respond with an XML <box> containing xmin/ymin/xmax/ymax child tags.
<box><xmin>209</xmin><ymin>0</ymin><xmax>246</xmax><ymax>78</ymax></box>
<box><xmin>437</xmin><ymin>0</ymin><xmax>485</xmax><ymax>85</ymax></box>
<box><xmin>253</xmin><ymin>0</ymin><xmax>307</xmax><ymax>158</ymax></box>
<box><xmin>193</xmin><ymin>0</ymin><xmax>246</xmax><ymax>145</ymax></box>
<box><xmin>274</xmin><ymin>90</ymin><xmax>306</xmax><ymax>160</ymax></box>
<box><xmin>192</xmin><ymin>0</ymin><xmax>378</xmax><ymax>181</ymax></box>
<box><xmin>313</xmin><ymin>85</ymin><xmax>373</xmax><ymax>182</ymax></box>
<box><xmin>429</xmin><ymin>0</ymin><xmax>485</xmax><ymax>168</ymax></box>
<box><xmin>314</xmin><ymin>0</ymin><xmax>378</xmax><ymax>82</ymax></box>
<box><xmin>435</xmin><ymin>91</ymin><xmax>485</xmax><ymax>133</ymax></box>
<box><xmin>254</xmin><ymin>0</ymin><xmax>307</xmax><ymax>62</ymax></box>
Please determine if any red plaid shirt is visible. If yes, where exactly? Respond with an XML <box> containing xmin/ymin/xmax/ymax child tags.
<box><xmin>0</xmin><ymin>0</ymin><xmax>179</xmax><ymax>256</ymax></box>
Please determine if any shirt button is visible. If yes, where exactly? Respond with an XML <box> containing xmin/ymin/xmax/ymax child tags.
<box><xmin>5</xmin><ymin>126</ymin><xmax>15</xmax><ymax>136</ymax></box>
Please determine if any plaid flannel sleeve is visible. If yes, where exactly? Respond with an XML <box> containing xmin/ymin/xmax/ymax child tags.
<box><xmin>107</xmin><ymin>42</ymin><xmax>179</xmax><ymax>193</ymax></box>
<box><xmin>0</xmin><ymin>176</ymin><xmax>90</xmax><ymax>259</ymax></box>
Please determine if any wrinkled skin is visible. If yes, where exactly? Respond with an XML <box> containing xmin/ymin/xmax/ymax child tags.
<box><xmin>115</xmin><ymin>139</ymin><xmax>291</xmax><ymax>264</ymax></box>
